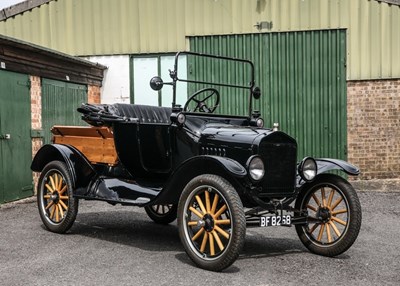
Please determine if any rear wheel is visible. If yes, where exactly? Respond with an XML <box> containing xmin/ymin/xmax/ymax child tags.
<box><xmin>178</xmin><ymin>174</ymin><xmax>246</xmax><ymax>271</ymax></box>
<box><xmin>295</xmin><ymin>174</ymin><xmax>362</xmax><ymax>256</ymax></box>
<box><xmin>144</xmin><ymin>204</ymin><xmax>177</xmax><ymax>224</ymax></box>
<box><xmin>37</xmin><ymin>161</ymin><xmax>78</xmax><ymax>233</ymax></box>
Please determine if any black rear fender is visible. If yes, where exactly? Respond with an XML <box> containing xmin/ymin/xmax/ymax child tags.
<box><xmin>316</xmin><ymin>158</ymin><xmax>360</xmax><ymax>176</ymax></box>
<box><xmin>31</xmin><ymin>144</ymin><xmax>96</xmax><ymax>189</ymax></box>
<box><xmin>152</xmin><ymin>155</ymin><xmax>247</xmax><ymax>205</ymax></box>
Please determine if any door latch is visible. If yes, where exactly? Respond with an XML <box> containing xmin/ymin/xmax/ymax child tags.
<box><xmin>0</xmin><ymin>134</ymin><xmax>11</xmax><ymax>140</ymax></box>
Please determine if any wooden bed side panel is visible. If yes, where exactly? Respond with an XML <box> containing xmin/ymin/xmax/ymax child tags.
<box><xmin>53</xmin><ymin>135</ymin><xmax>118</xmax><ymax>165</ymax></box>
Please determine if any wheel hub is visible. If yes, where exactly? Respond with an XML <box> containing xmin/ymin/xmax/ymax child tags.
<box><xmin>203</xmin><ymin>214</ymin><xmax>215</xmax><ymax>232</ymax></box>
<box><xmin>50</xmin><ymin>191</ymin><xmax>60</xmax><ymax>204</ymax></box>
<box><xmin>317</xmin><ymin>207</ymin><xmax>331</xmax><ymax>223</ymax></box>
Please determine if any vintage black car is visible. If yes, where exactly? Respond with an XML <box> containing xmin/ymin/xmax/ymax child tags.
<box><xmin>31</xmin><ymin>52</ymin><xmax>362</xmax><ymax>271</ymax></box>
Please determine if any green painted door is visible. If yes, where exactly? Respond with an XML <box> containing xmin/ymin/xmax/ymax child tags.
<box><xmin>189</xmin><ymin>30</ymin><xmax>347</xmax><ymax>161</ymax></box>
<box><xmin>0</xmin><ymin>70</ymin><xmax>33</xmax><ymax>203</ymax></box>
<box><xmin>42</xmin><ymin>79</ymin><xmax>87</xmax><ymax>144</ymax></box>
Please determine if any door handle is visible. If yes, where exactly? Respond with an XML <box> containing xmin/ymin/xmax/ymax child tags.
<box><xmin>0</xmin><ymin>134</ymin><xmax>10</xmax><ymax>140</ymax></box>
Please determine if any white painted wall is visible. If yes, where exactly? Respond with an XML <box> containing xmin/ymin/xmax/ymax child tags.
<box><xmin>86</xmin><ymin>55</ymin><xmax>130</xmax><ymax>104</ymax></box>
<box><xmin>86</xmin><ymin>54</ymin><xmax>187</xmax><ymax>106</ymax></box>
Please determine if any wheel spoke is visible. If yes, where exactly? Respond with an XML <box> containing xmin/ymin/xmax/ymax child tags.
<box><xmin>332</xmin><ymin>208</ymin><xmax>347</xmax><ymax>215</ymax></box>
<box><xmin>331</xmin><ymin>197</ymin><xmax>343</xmax><ymax>211</ymax></box>
<box><xmin>317</xmin><ymin>223</ymin><xmax>325</xmax><ymax>241</ymax></box>
<box><xmin>59</xmin><ymin>185</ymin><xmax>67</xmax><ymax>195</ymax></box>
<box><xmin>215</xmin><ymin>219</ymin><xmax>230</xmax><ymax>225</ymax></box>
<box><xmin>308</xmin><ymin>223</ymin><xmax>319</xmax><ymax>235</ymax></box>
<box><xmin>49</xmin><ymin>175</ymin><xmax>56</xmax><ymax>192</ymax></box>
<box><xmin>55</xmin><ymin>204</ymin><xmax>60</xmax><ymax>222</ymax></box>
<box><xmin>54</xmin><ymin>174</ymin><xmax>59</xmax><ymax>192</ymax></box>
<box><xmin>195</xmin><ymin>195</ymin><xmax>207</xmax><ymax>215</ymax></box>
<box><xmin>312</xmin><ymin>193</ymin><xmax>320</xmax><ymax>206</ymax></box>
<box><xmin>45</xmin><ymin>184</ymin><xmax>53</xmax><ymax>193</ymax></box>
<box><xmin>331</xmin><ymin>216</ymin><xmax>347</xmax><ymax>226</ymax></box>
<box><xmin>329</xmin><ymin>221</ymin><xmax>341</xmax><ymax>237</ymax></box>
<box><xmin>59</xmin><ymin>196</ymin><xmax>69</xmax><ymax>200</ymax></box>
<box><xmin>208</xmin><ymin>232</ymin><xmax>215</xmax><ymax>256</ymax></box>
<box><xmin>45</xmin><ymin>201</ymin><xmax>54</xmax><ymax>210</ymax></box>
<box><xmin>192</xmin><ymin>227</ymin><xmax>205</xmax><ymax>241</ymax></box>
<box><xmin>58</xmin><ymin>204</ymin><xmax>64</xmax><ymax>219</ymax></box>
<box><xmin>189</xmin><ymin>206</ymin><xmax>204</xmax><ymax>219</ymax></box>
<box><xmin>306</xmin><ymin>204</ymin><xmax>317</xmax><ymax>212</ymax></box>
<box><xmin>211</xmin><ymin>193</ymin><xmax>219</xmax><ymax>215</ymax></box>
<box><xmin>214</xmin><ymin>225</ymin><xmax>230</xmax><ymax>239</ymax></box>
<box><xmin>205</xmin><ymin>189</ymin><xmax>211</xmax><ymax>213</ymax></box>
<box><xmin>321</xmin><ymin>188</ymin><xmax>327</xmax><ymax>207</ymax></box>
<box><xmin>188</xmin><ymin>221</ymin><xmax>198</xmax><ymax>226</ymax></box>
<box><xmin>162</xmin><ymin>205</ymin><xmax>166</xmax><ymax>214</ymax></box>
<box><xmin>58</xmin><ymin>175</ymin><xmax>63</xmax><ymax>191</ymax></box>
<box><xmin>214</xmin><ymin>204</ymin><xmax>227</xmax><ymax>218</ymax></box>
<box><xmin>326</xmin><ymin>223</ymin><xmax>332</xmax><ymax>243</ymax></box>
<box><xmin>212</xmin><ymin>231</ymin><xmax>224</xmax><ymax>251</ymax></box>
<box><xmin>156</xmin><ymin>205</ymin><xmax>160</xmax><ymax>213</ymax></box>
<box><xmin>200</xmin><ymin>232</ymin><xmax>208</xmax><ymax>253</ymax></box>
<box><xmin>327</xmin><ymin>189</ymin><xmax>335</xmax><ymax>208</ymax></box>
<box><xmin>59</xmin><ymin>200</ymin><xmax>68</xmax><ymax>211</ymax></box>
<box><xmin>49</xmin><ymin>205</ymin><xmax>56</xmax><ymax>220</ymax></box>
<box><xmin>43</xmin><ymin>195</ymin><xmax>51</xmax><ymax>199</ymax></box>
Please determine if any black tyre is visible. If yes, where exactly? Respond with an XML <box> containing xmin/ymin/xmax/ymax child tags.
<box><xmin>295</xmin><ymin>174</ymin><xmax>362</xmax><ymax>256</ymax></box>
<box><xmin>144</xmin><ymin>204</ymin><xmax>177</xmax><ymax>224</ymax></box>
<box><xmin>37</xmin><ymin>161</ymin><xmax>78</xmax><ymax>233</ymax></box>
<box><xmin>178</xmin><ymin>174</ymin><xmax>246</xmax><ymax>271</ymax></box>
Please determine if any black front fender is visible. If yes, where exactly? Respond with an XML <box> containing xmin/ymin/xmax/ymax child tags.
<box><xmin>316</xmin><ymin>158</ymin><xmax>360</xmax><ymax>176</ymax></box>
<box><xmin>31</xmin><ymin>144</ymin><xmax>96</xmax><ymax>189</ymax></box>
<box><xmin>151</xmin><ymin>155</ymin><xmax>247</xmax><ymax>205</ymax></box>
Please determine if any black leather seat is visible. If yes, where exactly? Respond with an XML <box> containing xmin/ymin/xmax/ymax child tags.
<box><xmin>78</xmin><ymin>103</ymin><xmax>172</xmax><ymax>126</ymax></box>
<box><xmin>113</xmin><ymin>104</ymin><xmax>171</xmax><ymax>124</ymax></box>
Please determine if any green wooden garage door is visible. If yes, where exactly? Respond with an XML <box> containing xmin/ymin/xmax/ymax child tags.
<box><xmin>189</xmin><ymin>30</ymin><xmax>347</xmax><ymax>161</ymax></box>
<box><xmin>42</xmin><ymin>79</ymin><xmax>87</xmax><ymax>144</ymax></box>
<box><xmin>0</xmin><ymin>70</ymin><xmax>33</xmax><ymax>203</ymax></box>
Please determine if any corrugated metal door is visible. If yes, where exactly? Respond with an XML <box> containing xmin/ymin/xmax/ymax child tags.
<box><xmin>42</xmin><ymin>79</ymin><xmax>87</xmax><ymax>144</ymax></box>
<box><xmin>0</xmin><ymin>70</ymin><xmax>33</xmax><ymax>203</ymax></box>
<box><xmin>189</xmin><ymin>30</ymin><xmax>347</xmax><ymax>161</ymax></box>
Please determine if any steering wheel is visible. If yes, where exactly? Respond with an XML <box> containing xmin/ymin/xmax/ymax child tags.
<box><xmin>183</xmin><ymin>88</ymin><xmax>220</xmax><ymax>113</ymax></box>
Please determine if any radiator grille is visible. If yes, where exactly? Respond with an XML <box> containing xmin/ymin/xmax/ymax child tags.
<box><xmin>259</xmin><ymin>138</ymin><xmax>297</xmax><ymax>196</ymax></box>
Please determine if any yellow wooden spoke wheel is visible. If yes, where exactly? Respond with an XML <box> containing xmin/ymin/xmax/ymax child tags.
<box><xmin>37</xmin><ymin>161</ymin><xmax>78</xmax><ymax>233</ymax></box>
<box><xmin>295</xmin><ymin>174</ymin><xmax>362</xmax><ymax>256</ymax></box>
<box><xmin>178</xmin><ymin>174</ymin><xmax>245</xmax><ymax>272</ymax></box>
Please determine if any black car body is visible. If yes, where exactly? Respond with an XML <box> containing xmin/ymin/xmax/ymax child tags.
<box><xmin>31</xmin><ymin>52</ymin><xmax>362</xmax><ymax>271</ymax></box>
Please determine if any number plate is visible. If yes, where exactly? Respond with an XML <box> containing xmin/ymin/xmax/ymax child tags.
<box><xmin>260</xmin><ymin>215</ymin><xmax>291</xmax><ymax>227</ymax></box>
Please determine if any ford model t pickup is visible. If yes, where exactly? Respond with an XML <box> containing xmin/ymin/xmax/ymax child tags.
<box><xmin>31</xmin><ymin>52</ymin><xmax>362</xmax><ymax>271</ymax></box>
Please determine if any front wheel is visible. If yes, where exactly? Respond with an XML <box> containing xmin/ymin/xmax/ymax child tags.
<box><xmin>37</xmin><ymin>161</ymin><xmax>78</xmax><ymax>233</ymax></box>
<box><xmin>178</xmin><ymin>174</ymin><xmax>246</xmax><ymax>271</ymax></box>
<box><xmin>295</xmin><ymin>174</ymin><xmax>362</xmax><ymax>256</ymax></box>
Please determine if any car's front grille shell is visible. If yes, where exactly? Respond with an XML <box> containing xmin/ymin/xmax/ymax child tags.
<box><xmin>258</xmin><ymin>134</ymin><xmax>297</xmax><ymax>197</ymax></box>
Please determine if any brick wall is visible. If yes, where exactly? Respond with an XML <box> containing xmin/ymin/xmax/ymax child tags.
<box><xmin>30</xmin><ymin>76</ymin><xmax>42</xmax><ymax>190</ymax></box>
<box><xmin>88</xmin><ymin>85</ymin><xmax>101</xmax><ymax>104</ymax></box>
<box><xmin>347</xmin><ymin>79</ymin><xmax>400</xmax><ymax>179</ymax></box>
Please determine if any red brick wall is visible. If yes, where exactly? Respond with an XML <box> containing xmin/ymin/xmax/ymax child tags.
<box><xmin>347</xmin><ymin>79</ymin><xmax>400</xmax><ymax>179</ymax></box>
<box><xmin>88</xmin><ymin>85</ymin><xmax>101</xmax><ymax>104</ymax></box>
<box><xmin>30</xmin><ymin>76</ymin><xmax>42</xmax><ymax>190</ymax></box>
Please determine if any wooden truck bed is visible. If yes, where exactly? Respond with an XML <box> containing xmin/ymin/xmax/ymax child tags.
<box><xmin>51</xmin><ymin>125</ymin><xmax>118</xmax><ymax>165</ymax></box>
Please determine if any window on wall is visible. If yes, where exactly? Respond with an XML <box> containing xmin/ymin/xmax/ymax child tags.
<box><xmin>132</xmin><ymin>55</ymin><xmax>187</xmax><ymax>107</ymax></box>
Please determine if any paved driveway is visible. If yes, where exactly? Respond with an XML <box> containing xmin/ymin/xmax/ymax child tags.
<box><xmin>0</xmin><ymin>187</ymin><xmax>399</xmax><ymax>286</ymax></box>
